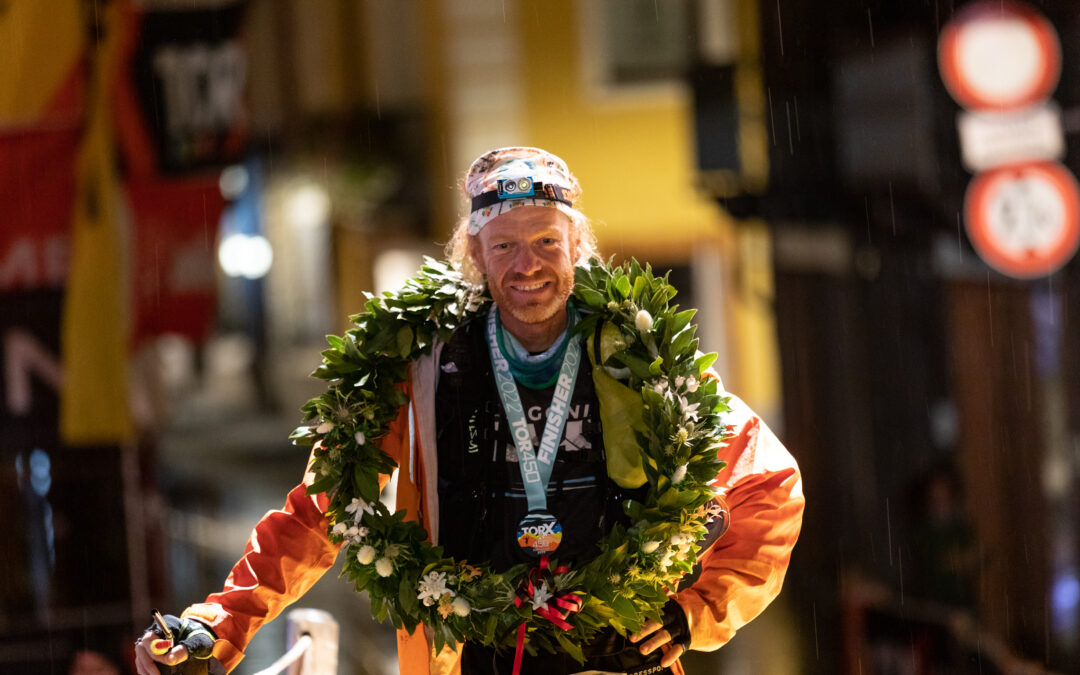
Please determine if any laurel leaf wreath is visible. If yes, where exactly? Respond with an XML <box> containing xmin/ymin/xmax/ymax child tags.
<box><xmin>290</xmin><ymin>257</ymin><xmax>730</xmax><ymax>660</ymax></box>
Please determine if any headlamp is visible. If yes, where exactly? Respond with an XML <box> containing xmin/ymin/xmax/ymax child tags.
<box><xmin>497</xmin><ymin>177</ymin><xmax>535</xmax><ymax>199</ymax></box>
<box><xmin>470</xmin><ymin>180</ymin><xmax>573</xmax><ymax>214</ymax></box>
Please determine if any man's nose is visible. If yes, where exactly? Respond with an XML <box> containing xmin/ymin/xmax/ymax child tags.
<box><xmin>513</xmin><ymin>246</ymin><xmax>541</xmax><ymax>275</ymax></box>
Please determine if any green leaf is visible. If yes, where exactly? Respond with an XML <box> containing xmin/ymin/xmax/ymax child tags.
<box><xmin>610</xmin><ymin>596</ymin><xmax>637</xmax><ymax>622</ymax></box>
<box><xmin>399</xmin><ymin>575</ymin><xmax>420</xmax><ymax>615</ymax></box>
<box><xmin>694</xmin><ymin>352</ymin><xmax>718</xmax><ymax>375</ymax></box>
<box><xmin>306</xmin><ymin>473</ymin><xmax>337</xmax><ymax>496</ymax></box>
<box><xmin>326</xmin><ymin>334</ymin><xmax>345</xmax><ymax>351</ymax></box>
<box><xmin>612</xmin><ymin>352</ymin><xmax>653</xmax><ymax>381</ymax></box>
<box><xmin>289</xmin><ymin>426</ymin><xmax>314</xmax><ymax>441</ymax></box>
<box><xmin>576</xmin><ymin>286</ymin><xmax>606</xmax><ymax>308</ymax></box>
<box><xmin>671</xmin><ymin>327</ymin><xmax>696</xmax><ymax>357</ymax></box>
<box><xmin>396</xmin><ymin>326</ymin><xmax>414</xmax><ymax>359</ymax></box>
<box><xmin>555</xmin><ymin>630</ymin><xmax>585</xmax><ymax>664</ymax></box>
<box><xmin>614</xmin><ymin>274</ymin><xmax>632</xmax><ymax>299</ymax></box>
<box><xmin>648</xmin><ymin>355</ymin><xmax>664</xmax><ymax>376</ymax></box>
<box><xmin>354</xmin><ymin>464</ymin><xmax>381</xmax><ymax>502</ymax></box>
<box><xmin>670</xmin><ymin>309</ymin><xmax>696</xmax><ymax>337</ymax></box>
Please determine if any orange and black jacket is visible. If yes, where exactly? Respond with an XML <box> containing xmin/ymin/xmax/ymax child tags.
<box><xmin>183</xmin><ymin>346</ymin><xmax>805</xmax><ymax>675</ymax></box>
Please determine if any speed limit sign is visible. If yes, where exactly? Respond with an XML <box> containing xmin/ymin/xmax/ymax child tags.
<box><xmin>964</xmin><ymin>162</ymin><xmax>1080</xmax><ymax>278</ymax></box>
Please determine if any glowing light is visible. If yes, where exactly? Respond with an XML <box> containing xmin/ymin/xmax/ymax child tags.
<box><xmin>29</xmin><ymin>448</ymin><xmax>51</xmax><ymax>497</ymax></box>
<box><xmin>286</xmin><ymin>183</ymin><xmax>331</xmax><ymax>230</ymax></box>
<box><xmin>374</xmin><ymin>249</ymin><xmax>426</xmax><ymax>294</ymax></box>
<box><xmin>218</xmin><ymin>233</ymin><xmax>274</xmax><ymax>279</ymax></box>
<box><xmin>1052</xmin><ymin>571</ymin><xmax>1080</xmax><ymax>618</ymax></box>
<box><xmin>219</xmin><ymin>165</ymin><xmax>249</xmax><ymax>199</ymax></box>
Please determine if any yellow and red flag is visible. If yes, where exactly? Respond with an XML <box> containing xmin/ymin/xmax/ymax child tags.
<box><xmin>59</xmin><ymin>0</ymin><xmax>134</xmax><ymax>444</ymax></box>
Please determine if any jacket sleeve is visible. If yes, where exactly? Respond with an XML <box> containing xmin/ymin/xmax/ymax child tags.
<box><xmin>673</xmin><ymin>393</ymin><xmax>805</xmax><ymax>651</ymax></box>
<box><xmin>183</xmin><ymin>405</ymin><xmax>410</xmax><ymax>672</ymax></box>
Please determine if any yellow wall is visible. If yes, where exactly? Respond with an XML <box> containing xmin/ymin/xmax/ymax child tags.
<box><xmin>517</xmin><ymin>0</ymin><xmax>727</xmax><ymax>260</ymax></box>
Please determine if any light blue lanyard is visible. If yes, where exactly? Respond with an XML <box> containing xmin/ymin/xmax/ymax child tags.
<box><xmin>486</xmin><ymin>308</ymin><xmax>581</xmax><ymax>513</ymax></box>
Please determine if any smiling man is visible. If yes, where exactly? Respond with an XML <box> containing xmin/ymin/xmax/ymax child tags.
<box><xmin>134</xmin><ymin>147</ymin><xmax>804</xmax><ymax>675</ymax></box>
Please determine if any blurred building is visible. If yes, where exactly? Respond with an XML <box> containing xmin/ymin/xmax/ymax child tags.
<box><xmin>686</xmin><ymin>1</ymin><xmax>1080</xmax><ymax>673</ymax></box>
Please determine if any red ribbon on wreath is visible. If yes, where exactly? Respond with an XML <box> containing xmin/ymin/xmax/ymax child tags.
<box><xmin>511</xmin><ymin>555</ymin><xmax>584</xmax><ymax>675</ymax></box>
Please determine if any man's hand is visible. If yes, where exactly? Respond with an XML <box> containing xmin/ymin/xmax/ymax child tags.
<box><xmin>628</xmin><ymin>598</ymin><xmax>691</xmax><ymax>669</ymax></box>
<box><xmin>628</xmin><ymin>619</ymin><xmax>685</xmax><ymax>668</ymax></box>
<box><xmin>133</xmin><ymin>631</ymin><xmax>189</xmax><ymax>675</ymax></box>
<box><xmin>133</xmin><ymin>613</ymin><xmax>214</xmax><ymax>675</ymax></box>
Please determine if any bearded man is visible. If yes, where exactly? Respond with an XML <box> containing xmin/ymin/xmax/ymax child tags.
<box><xmin>134</xmin><ymin>147</ymin><xmax>804</xmax><ymax>675</ymax></box>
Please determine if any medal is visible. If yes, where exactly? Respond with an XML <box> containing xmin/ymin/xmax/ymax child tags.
<box><xmin>516</xmin><ymin>511</ymin><xmax>563</xmax><ymax>555</ymax></box>
<box><xmin>486</xmin><ymin>308</ymin><xmax>581</xmax><ymax>559</ymax></box>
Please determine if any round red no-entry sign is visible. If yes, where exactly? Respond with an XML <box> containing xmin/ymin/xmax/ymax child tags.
<box><xmin>938</xmin><ymin>1</ymin><xmax>1060</xmax><ymax>111</ymax></box>
<box><xmin>964</xmin><ymin>162</ymin><xmax>1080</xmax><ymax>278</ymax></box>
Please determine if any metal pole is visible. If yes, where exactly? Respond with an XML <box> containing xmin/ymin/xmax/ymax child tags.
<box><xmin>285</xmin><ymin>608</ymin><xmax>339</xmax><ymax>675</ymax></box>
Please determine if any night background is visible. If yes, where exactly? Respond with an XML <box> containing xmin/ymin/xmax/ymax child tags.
<box><xmin>1</xmin><ymin>0</ymin><xmax>1079</xmax><ymax>673</ymax></box>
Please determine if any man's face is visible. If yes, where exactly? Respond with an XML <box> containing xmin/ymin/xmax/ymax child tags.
<box><xmin>468</xmin><ymin>206</ymin><xmax>579</xmax><ymax>335</ymax></box>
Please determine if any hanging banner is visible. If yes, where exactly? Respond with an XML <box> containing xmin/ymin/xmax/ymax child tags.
<box><xmin>964</xmin><ymin>161</ymin><xmax>1080</xmax><ymax>279</ymax></box>
<box><xmin>124</xmin><ymin>0</ymin><xmax>249</xmax><ymax>175</ymax></box>
<box><xmin>128</xmin><ymin>178</ymin><xmax>224</xmax><ymax>345</ymax></box>
<box><xmin>0</xmin><ymin>127</ymin><xmax>80</xmax><ymax>292</ymax></box>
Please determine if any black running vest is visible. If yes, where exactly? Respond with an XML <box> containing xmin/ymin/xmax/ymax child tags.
<box><xmin>435</xmin><ymin>316</ymin><xmax>636</xmax><ymax>570</ymax></box>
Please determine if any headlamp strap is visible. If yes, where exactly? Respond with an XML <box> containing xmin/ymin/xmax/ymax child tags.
<box><xmin>470</xmin><ymin>182</ymin><xmax>572</xmax><ymax>212</ymax></box>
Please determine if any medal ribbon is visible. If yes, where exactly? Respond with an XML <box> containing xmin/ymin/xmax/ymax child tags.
<box><xmin>511</xmin><ymin>556</ymin><xmax>584</xmax><ymax>675</ymax></box>
<box><xmin>486</xmin><ymin>308</ymin><xmax>581</xmax><ymax>514</ymax></box>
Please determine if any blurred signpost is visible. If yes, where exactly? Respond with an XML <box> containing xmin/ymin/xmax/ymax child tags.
<box><xmin>939</xmin><ymin>0</ymin><xmax>1080</xmax><ymax>279</ymax></box>
<box><xmin>956</xmin><ymin>103</ymin><xmax>1064</xmax><ymax>173</ymax></box>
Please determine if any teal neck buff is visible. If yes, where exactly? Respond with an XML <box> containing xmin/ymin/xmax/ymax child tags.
<box><xmin>495</xmin><ymin>302</ymin><xmax>579</xmax><ymax>389</ymax></box>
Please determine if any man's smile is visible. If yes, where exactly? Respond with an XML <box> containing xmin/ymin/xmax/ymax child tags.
<box><xmin>509</xmin><ymin>280</ymin><xmax>552</xmax><ymax>293</ymax></box>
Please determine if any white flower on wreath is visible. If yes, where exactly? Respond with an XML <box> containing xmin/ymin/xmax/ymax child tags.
<box><xmin>675</xmin><ymin>375</ymin><xmax>699</xmax><ymax>393</ymax></box>
<box><xmin>332</xmin><ymin>523</ymin><xmax>368</xmax><ymax>543</ymax></box>
<box><xmin>671</xmin><ymin>464</ymin><xmax>688</xmax><ymax>485</ymax></box>
<box><xmin>356</xmin><ymin>545</ymin><xmax>376</xmax><ymax>565</ymax></box>
<box><xmin>678</xmin><ymin>395</ymin><xmax>701</xmax><ymax>422</ymax></box>
<box><xmin>635</xmin><ymin>310</ymin><xmax>653</xmax><ymax>332</ymax></box>
<box><xmin>417</xmin><ymin>571</ymin><xmax>453</xmax><ymax>607</ymax></box>
<box><xmin>531</xmin><ymin>582</ymin><xmax>553</xmax><ymax>611</ymax></box>
<box><xmin>673</xmin><ymin>427</ymin><xmax>689</xmax><ymax>445</ymax></box>
<box><xmin>345</xmin><ymin>497</ymin><xmax>375</xmax><ymax>521</ymax></box>
<box><xmin>670</xmin><ymin>533</ymin><xmax>691</xmax><ymax>548</ymax></box>
<box><xmin>451</xmin><ymin>597</ymin><xmax>471</xmax><ymax>617</ymax></box>
<box><xmin>316</xmin><ymin>421</ymin><xmax>334</xmax><ymax>434</ymax></box>
<box><xmin>652</xmin><ymin>377</ymin><xmax>679</xmax><ymax>405</ymax></box>
<box><xmin>375</xmin><ymin>557</ymin><xmax>394</xmax><ymax>577</ymax></box>
<box><xmin>642</xmin><ymin>540</ymin><xmax>661</xmax><ymax>554</ymax></box>
<box><xmin>355</xmin><ymin>431</ymin><xmax>366</xmax><ymax>445</ymax></box>
<box><xmin>670</xmin><ymin>532</ymin><xmax>695</xmax><ymax>562</ymax></box>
